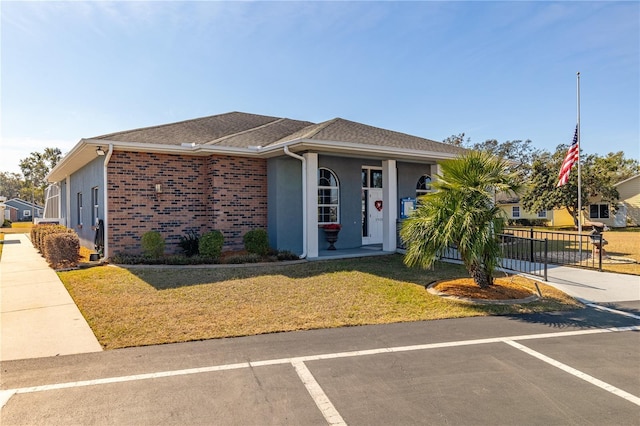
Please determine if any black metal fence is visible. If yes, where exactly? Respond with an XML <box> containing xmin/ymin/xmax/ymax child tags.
<box><xmin>439</xmin><ymin>233</ymin><xmax>549</xmax><ymax>280</ymax></box>
<box><xmin>504</xmin><ymin>228</ymin><xmax>603</xmax><ymax>272</ymax></box>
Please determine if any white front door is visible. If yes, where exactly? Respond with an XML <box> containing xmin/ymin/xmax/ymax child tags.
<box><xmin>364</xmin><ymin>188</ymin><xmax>384</xmax><ymax>244</ymax></box>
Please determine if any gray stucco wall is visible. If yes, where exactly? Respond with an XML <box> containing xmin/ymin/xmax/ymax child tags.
<box><xmin>397</xmin><ymin>162</ymin><xmax>435</xmax><ymax>214</ymax></box>
<box><xmin>317</xmin><ymin>156</ymin><xmax>381</xmax><ymax>250</ymax></box>
<box><xmin>267</xmin><ymin>157</ymin><xmax>303</xmax><ymax>254</ymax></box>
<box><xmin>67</xmin><ymin>157</ymin><xmax>105</xmax><ymax>249</ymax></box>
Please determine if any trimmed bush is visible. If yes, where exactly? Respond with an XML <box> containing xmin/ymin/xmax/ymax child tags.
<box><xmin>141</xmin><ymin>231</ymin><xmax>165</xmax><ymax>258</ymax></box>
<box><xmin>243</xmin><ymin>229</ymin><xmax>269</xmax><ymax>256</ymax></box>
<box><xmin>2</xmin><ymin>219</ymin><xmax>11</xmax><ymax>228</ymax></box>
<box><xmin>178</xmin><ymin>230</ymin><xmax>200</xmax><ymax>257</ymax></box>
<box><xmin>31</xmin><ymin>224</ymin><xmax>71</xmax><ymax>255</ymax></box>
<box><xmin>199</xmin><ymin>230</ymin><xmax>224</xmax><ymax>259</ymax></box>
<box><xmin>44</xmin><ymin>232</ymin><xmax>80</xmax><ymax>269</ymax></box>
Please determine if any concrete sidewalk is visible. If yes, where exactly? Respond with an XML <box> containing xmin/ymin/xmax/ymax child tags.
<box><xmin>0</xmin><ymin>233</ymin><xmax>102</xmax><ymax>361</ymax></box>
<box><xmin>542</xmin><ymin>264</ymin><xmax>640</xmax><ymax>303</ymax></box>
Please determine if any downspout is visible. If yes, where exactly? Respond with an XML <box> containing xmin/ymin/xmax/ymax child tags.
<box><xmin>102</xmin><ymin>144</ymin><xmax>114</xmax><ymax>259</ymax></box>
<box><xmin>283</xmin><ymin>146</ymin><xmax>307</xmax><ymax>259</ymax></box>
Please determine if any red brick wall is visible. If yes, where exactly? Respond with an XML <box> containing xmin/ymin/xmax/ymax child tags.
<box><xmin>107</xmin><ymin>151</ymin><xmax>267</xmax><ymax>255</ymax></box>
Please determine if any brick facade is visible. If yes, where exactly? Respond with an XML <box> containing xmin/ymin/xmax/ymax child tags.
<box><xmin>107</xmin><ymin>151</ymin><xmax>267</xmax><ymax>254</ymax></box>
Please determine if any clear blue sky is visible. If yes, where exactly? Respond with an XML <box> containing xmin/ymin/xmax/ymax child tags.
<box><xmin>2</xmin><ymin>1</ymin><xmax>638</xmax><ymax>175</ymax></box>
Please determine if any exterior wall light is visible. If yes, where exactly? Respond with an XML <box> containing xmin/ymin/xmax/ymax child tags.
<box><xmin>155</xmin><ymin>183</ymin><xmax>163</xmax><ymax>193</ymax></box>
<box><xmin>96</xmin><ymin>146</ymin><xmax>106</xmax><ymax>156</ymax></box>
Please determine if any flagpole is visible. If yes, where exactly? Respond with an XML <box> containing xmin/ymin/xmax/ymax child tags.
<box><xmin>577</xmin><ymin>72</ymin><xmax>582</xmax><ymax>235</ymax></box>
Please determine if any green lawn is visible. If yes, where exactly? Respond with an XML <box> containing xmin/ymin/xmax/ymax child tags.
<box><xmin>59</xmin><ymin>255</ymin><xmax>580</xmax><ymax>350</ymax></box>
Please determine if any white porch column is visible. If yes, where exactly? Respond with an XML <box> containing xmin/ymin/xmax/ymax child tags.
<box><xmin>304</xmin><ymin>153</ymin><xmax>319</xmax><ymax>258</ymax></box>
<box><xmin>382</xmin><ymin>159</ymin><xmax>397</xmax><ymax>252</ymax></box>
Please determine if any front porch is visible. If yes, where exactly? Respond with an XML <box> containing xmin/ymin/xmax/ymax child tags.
<box><xmin>314</xmin><ymin>244</ymin><xmax>398</xmax><ymax>261</ymax></box>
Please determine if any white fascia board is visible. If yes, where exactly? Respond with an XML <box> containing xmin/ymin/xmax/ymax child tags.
<box><xmin>266</xmin><ymin>139</ymin><xmax>462</xmax><ymax>161</ymax></box>
<box><xmin>89</xmin><ymin>139</ymin><xmax>263</xmax><ymax>157</ymax></box>
<box><xmin>47</xmin><ymin>138</ymin><xmax>263</xmax><ymax>182</ymax></box>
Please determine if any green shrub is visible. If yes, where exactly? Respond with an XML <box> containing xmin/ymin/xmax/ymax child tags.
<box><xmin>507</xmin><ymin>219</ymin><xmax>549</xmax><ymax>227</ymax></box>
<box><xmin>199</xmin><ymin>230</ymin><xmax>224</xmax><ymax>259</ymax></box>
<box><xmin>277</xmin><ymin>250</ymin><xmax>300</xmax><ymax>261</ymax></box>
<box><xmin>141</xmin><ymin>231</ymin><xmax>165</xmax><ymax>258</ymax></box>
<box><xmin>178</xmin><ymin>230</ymin><xmax>200</xmax><ymax>257</ymax></box>
<box><xmin>44</xmin><ymin>232</ymin><xmax>80</xmax><ymax>269</ymax></box>
<box><xmin>243</xmin><ymin>229</ymin><xmax>269</xmax><ymax>256</ymax></box>
<box><xmin>2</xmin><ymin>219</ymin><xmax>11</xmax><ymax>228</ymax></box>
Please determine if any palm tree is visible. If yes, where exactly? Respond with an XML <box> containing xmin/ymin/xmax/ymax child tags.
<box><xmin>401</xmin><ymin>151</ymin><xmax>521</xmax><ymax>288</ymax></box>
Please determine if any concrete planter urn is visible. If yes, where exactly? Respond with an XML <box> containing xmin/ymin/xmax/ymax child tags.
<box><xmin>322</xmin><ymin>224</ymin><xmax>341</xmax><ymax>250</ymax></box>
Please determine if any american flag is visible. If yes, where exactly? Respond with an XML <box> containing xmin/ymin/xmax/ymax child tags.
<box><xmin>557</xmin><ymin>125</ymin><xmax>579</xmax><ymax>187</ymax></box>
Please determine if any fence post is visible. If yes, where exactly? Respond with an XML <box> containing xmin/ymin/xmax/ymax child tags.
<box><xmin>529</xmin><ymin>228</ymin><xmax>534</xmax><ymax>263</ymax></box>
<box><xmin>598</xmin><ymin>234</ymin><xmax>603</xmax><ymax>272</ymax></box>
<box><xmin>544</xmin><ymin>238</ymin><xmax>548</xmax><ymax>282</ymax></box>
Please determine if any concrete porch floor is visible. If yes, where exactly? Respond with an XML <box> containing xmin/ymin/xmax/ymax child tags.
<box><xmin>314</xmin><ymin>244</ymin><xmax>397</xmax><ymax>260</ymax></box>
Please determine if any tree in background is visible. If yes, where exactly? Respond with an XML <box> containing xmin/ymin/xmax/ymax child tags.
<box><xmin>401</xmin><ymin>151</ymin><xmax>521</xmax><ymax>289</ymax></box>
<box><xmin>520</xmin><ymin>146</ymin><xmax>635</xmax><ymax>226</ymax></box>
<box><xmin>18</xmin><ymin>147</ymin><xmax>62</xmax><ymax>205</ymax></box>
<box><xmin>443</xmin><ymin>135</ymin><xmax>542</xmax><ymax>180</ymax></box>
<box><xmin>0</xmin><ymin>172</ymin><xmax>25</xmax><ymax>199</ymax></box>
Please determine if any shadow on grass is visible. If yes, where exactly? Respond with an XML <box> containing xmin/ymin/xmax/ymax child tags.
<box><xmin>121</xmin><ymin>254</ymin><xmax>467</xmax><ymax>290</ymax></box>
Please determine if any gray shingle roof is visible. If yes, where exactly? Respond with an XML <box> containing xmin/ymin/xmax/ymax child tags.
<box><xmin>92</xmin><ymin>111</ymin><xmax>465</xmax><ymax>155</ymax></box>
<box><xmin>271</xmin><ymin>117</ymin><xmax>467</xmax><ymax>154</ymax></box>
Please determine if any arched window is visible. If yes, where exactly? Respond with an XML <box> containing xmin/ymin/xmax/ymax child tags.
<box><xmin>318</xmin><ymin>168</ymin><xmax>339</xmax><ymax>224</ymax></box>
<box><xmin>416</xmin><ymin>174</ymin><xmax>432</xmax><ymax>196</ymax></box>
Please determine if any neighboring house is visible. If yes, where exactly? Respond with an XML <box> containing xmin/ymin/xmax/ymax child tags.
<box><xmin>498</xmin><ymin>174</ymin><xmax>640</xmax><ymax>229</ymax></box>
<box><xmin>586</xmin><ymin>174</ymin><xmax>640</xmax><ymax>228</ymax></box>
<box><xmin>4</xmin><ymin>198</ymin><xmax>43</xmax><ymax>221</ymax></box>
<box><xmin>496</xmin><ymin>197</ymin><xmax>554</xmax><ymax>226</ymax></box>
<box><xmin>46</xmin><ymin>112</ymin><xmax>466</xmax><ymax>258</ymax></box>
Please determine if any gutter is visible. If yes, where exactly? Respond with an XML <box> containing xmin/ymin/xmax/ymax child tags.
<box><xmin>102</xmin><ymin>144</ymin><xmax>113</xmax><ymax>259</ymax></box>
<box><xmin>283</xmin><ymin>145</ymin><xmax>307</xmax><ymax>259</ymax></box>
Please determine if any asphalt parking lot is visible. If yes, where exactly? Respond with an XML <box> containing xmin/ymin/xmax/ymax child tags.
<box><xmin>2</xmin><ymin>303</ymin><xmax>639</xmax><ymax>425</ymax></box>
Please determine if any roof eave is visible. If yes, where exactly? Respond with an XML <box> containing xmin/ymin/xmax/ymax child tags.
<box><xmin>264</xmin><ymin>139</ymin><xmax>463</xmax><ymax>161</ymax></box>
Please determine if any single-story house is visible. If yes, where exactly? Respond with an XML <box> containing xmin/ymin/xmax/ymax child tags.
<box><xmin>497</xmin><ymin>174</ymin><xmax>640</xmax><ymax>229</ymax></box>
<box><xmin>46</xmin><ymin>111</ymin><xmax>466</xmax><ymax>259</ymax></box>
<box><xmin>4</xmin><ymin>198</ymin><xmax>43</xmax><ymax>222</ymax></box>
<box><xmin>496</xmin><ymin>197</ymin><xmax>554</xmax><ymax>226</ymax></box>
<box><xmin>587</xmin><ymin>174</ymin><xmax>640</xmax><ymax>228</ymax></box>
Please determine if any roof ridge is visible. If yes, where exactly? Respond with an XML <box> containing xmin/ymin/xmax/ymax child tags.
<box><xmin>298</xmin><ymin>118</ymin><xmax>341</xmax><ymax>140</ymax></box>
<box><xmin>93</xmin><ymin>111</ymin><xmax>275</xmax><ymax>140</ymax></box>
<box><xmin>205</xmin><ymin>117</ymin><xmax>286</xmax><ymax>145</ymax></box>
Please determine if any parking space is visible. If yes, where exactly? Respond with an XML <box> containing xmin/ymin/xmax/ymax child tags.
<box><xmin>2</xmin><ymin>313</ymin><xmax>639</xmax><ymax>425</ymax></box>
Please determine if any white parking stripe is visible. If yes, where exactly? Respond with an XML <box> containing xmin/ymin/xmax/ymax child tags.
<box><xmin>292</xmin><ymin>361</ymin><xmax>347</xmax><ymax>426</ymax></box>
<box><xmin>3</xmin><ymin>326</ymin><xmax>639</xmax><ymax>409</ymax></box>
<box><xmin>504</xmin><ymin>339</ymin><xmax>640</xmax><ymax>407</ymax></box>
<box><xmin>586</xmin><ymin>303</ymin><xmax>640</xmax><ymax>320</ymax></box>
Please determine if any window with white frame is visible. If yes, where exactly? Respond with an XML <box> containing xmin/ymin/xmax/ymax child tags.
<box><xmin>537</xmin><ymin>210</ymin><xmax>547</xmax><ymax>218</ymax></box>
<box><xmin>91</xmin><ymin>187</ymin><xmax>99</xmax><ymax>226</ymax></box>
<box><xmin>23</xmin><ymin>210</ymin><xmax>31</xmax><ymax>217</ymax></box>
<box><xmin>589</xmin><ymin>203</ymin><xmax>609</xmax><ymax>219</ymax></box>
<box><xmin>416</xmin><ymin>175</ymin><xmax>432</xmax><ymax>196</ymax></box>
<box><xmin>77</xmin><ymin>192</ymin><xmax>83</xmax><ymax>226</ymax></box>
<box><xmin>512</xmin><ymin>206</ymin><xmax>520</xmax><ymax>218</ymax></box>
<box><xmin>318</xmin><ymin>168</ymin><xmax>339</xmax><ymax>224</ymax></box>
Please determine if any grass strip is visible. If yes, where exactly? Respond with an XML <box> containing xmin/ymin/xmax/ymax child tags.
<box><xmin>59</xmin><ymin>255</ymin><xmax>581</xmax><ymax>350</ymax></box>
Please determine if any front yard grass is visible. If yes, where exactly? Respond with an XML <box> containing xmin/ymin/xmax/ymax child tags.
<box><xmin>59</xmin><ymin>255</ymin><xmax>580</xmax><ymax>350</ymax></box>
